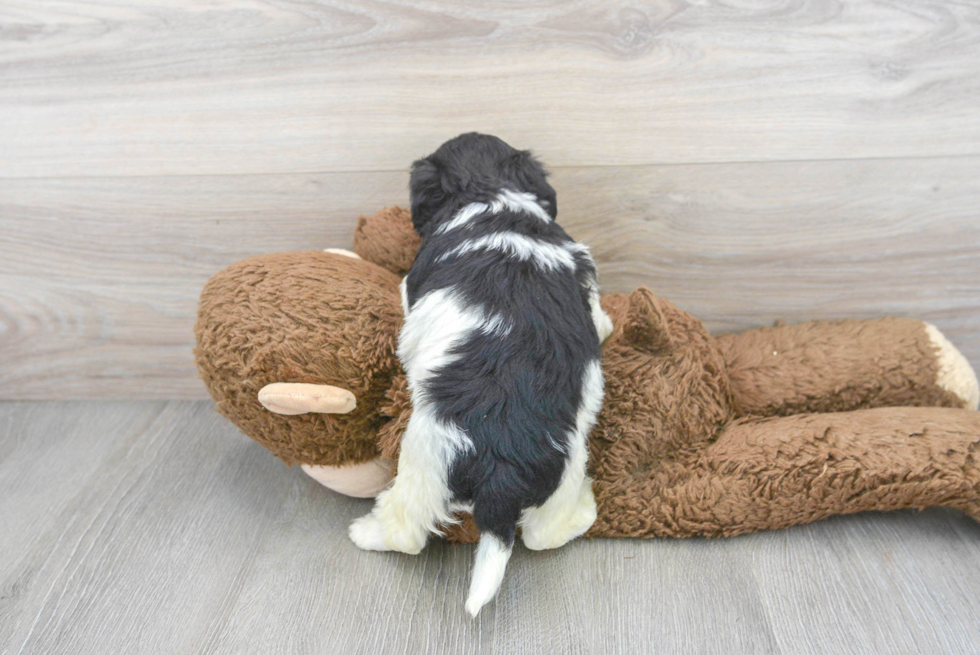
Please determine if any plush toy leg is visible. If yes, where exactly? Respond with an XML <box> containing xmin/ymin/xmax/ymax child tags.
<box><xmin>590</xmin><ymin>406</ymin><xmax>980</xmax><ymax>538</ymax></box>
<box><xmin>716</xmin><ymin>318</ymin><xmax>979</xmax><ymax>417</ymax></box>
<box><xmin>352</xmin><ymin>206</ymin><xmax>421</xmax><ymax>276</ymax></box>
<box><xmin>301</xmin><ymin>459</ymin><xmax>393</xmax><ymax>498</ymax></box>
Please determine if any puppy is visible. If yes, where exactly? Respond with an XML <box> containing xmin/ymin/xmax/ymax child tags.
<box><xmin>349</xmin><ymin>133</ymin><xmax>613</xmax><ymax>617</ymax></box>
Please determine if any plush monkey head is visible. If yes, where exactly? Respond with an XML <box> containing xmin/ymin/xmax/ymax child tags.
<box><xmin>194</xmin><ymin>251</ymin><xmax>406</xmax><ymax>468</ymax></box>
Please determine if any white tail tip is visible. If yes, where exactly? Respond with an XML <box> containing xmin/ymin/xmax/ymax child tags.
<box><xmin>465</xmin><ymin>534</ymin><xmax>512</xmax><ymax>618</ymax></box>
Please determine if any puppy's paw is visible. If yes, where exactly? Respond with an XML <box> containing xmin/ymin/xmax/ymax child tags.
<box><xmin>382</xmin><ymin>523</ymin><xmax>428</xmax><ymax>555</ymax></box>
<box><xmin>349</xmin><ymin>514</ymin><xmax>390</xmax><ymax>551</ymax></box>
<box><xmin>566</xmin><ymin>482</ymin><xmax>598</xmax><ymax>541</ymax></box>
<box><xmin>349</xmin><ymin>512</ymin><xmax>428</xmax><ymax>554</ymax></box>
<box><xmin>521</xmin><ymin>482</ymin><xmax>597</xmax><ymax>550</ymax></box>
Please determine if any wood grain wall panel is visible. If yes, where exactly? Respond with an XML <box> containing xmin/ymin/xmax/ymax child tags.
<box><xmin>1</xmin><ymin>1</ymin><xmax>979</xmax><ymax>177</ymax></box>
<box><xmin>2</xmin><ymin>156</ymin><xmax>977</xmax><ymax>399</ymax></box>
<box><xmin>0</xmin><ymin>172</ymin><xmax>408</xmax><ymax>398</ymax></box>
<box><xmin>558</xmin><ymin>157</ymin><xmax>980</xmax><ymax>358</ymax></box>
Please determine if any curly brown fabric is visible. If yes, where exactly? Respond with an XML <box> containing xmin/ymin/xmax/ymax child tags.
<box><xmin>195</xmin><ymin>251</ymin><xmax>404</xmax><ymax>466</ymax></box>
<box><xmin>717</xmin><ymin>318</ymin><xmax>962</xmax><ymax>416</ymax></box>
<box><xmin>195</xmin><ymin>207</ymin><xmax>980</xmax><ymax>542</ymax></box>
<box><xmin>353</xmin><ymin>206</ymin><xmax>419</xmax><ymax>276</ymax></box>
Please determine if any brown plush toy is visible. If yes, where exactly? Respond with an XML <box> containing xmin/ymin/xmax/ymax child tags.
<box><xmin>195</xmin><ymin>207</ymin><xmax>980</xmax><ymax>542</ymax></box>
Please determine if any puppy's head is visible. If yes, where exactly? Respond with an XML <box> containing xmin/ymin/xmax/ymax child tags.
<box><xmin>409</xmin><ymin>132</ymin><xmax>557</xmax><ymax>236</ymax></box>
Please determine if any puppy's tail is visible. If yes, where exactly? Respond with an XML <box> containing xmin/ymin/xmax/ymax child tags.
<box><xmin>465</xmin><ymin>531</ymin><xmax>513</xmax><ymax>618</ymax></box>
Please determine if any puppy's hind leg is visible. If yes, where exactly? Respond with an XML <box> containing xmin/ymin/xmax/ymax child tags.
<box><xmin>349</xmin><ymin>409</ymin><xmax>461</xmax><ymax>554</ymax></box>
<box><xmin>519</xmin><ymin>467</ymin><xmax>596</xmax><ymax>551</ymax></box>
<box><xmin>520</xmin><ymin>360</ymin><xmax>601</xmax><ymax>550</ymax></box>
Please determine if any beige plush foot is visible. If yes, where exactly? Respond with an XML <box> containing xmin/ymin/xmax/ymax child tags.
<box><xmin>301</xmin><ymin>458</ymin><xmax>393</xmax><ymax>498</ymax></box>
<box><xmin>925</xmin><ymin>324</ymin><xmax>980</xmax><ymax>410</ymax></box>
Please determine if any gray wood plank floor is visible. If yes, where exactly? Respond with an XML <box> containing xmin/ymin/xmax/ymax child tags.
<box><xmin>3</xmin><ymin>401</ymin><xmax>980</xmax><ymax>655</ymax></box>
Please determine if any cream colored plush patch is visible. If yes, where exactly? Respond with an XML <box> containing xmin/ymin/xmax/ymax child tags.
<box><xmin>925</xmin><ymin>323</ymin><xmax>980</xmax><ymax>410</ymax></box>
<box><xmin>301</xmin><ymin>458</ymin><xmax>394</xmax><ymax>498</ymax></box>
<box><xmin>323</xmin><ymin>248</ymin><xmax>362</xmax><ymax>259</ymax></box>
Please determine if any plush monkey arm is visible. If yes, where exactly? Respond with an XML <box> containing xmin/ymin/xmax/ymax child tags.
<box><xmin>715</xmin><ymin>317</ymin><xmax>979</xmax><ymax>418</ymax></box>
<box><xmin>352</xmin><ymin>207</ymin><xmax>420</xmax><ymax>275</ymax></box>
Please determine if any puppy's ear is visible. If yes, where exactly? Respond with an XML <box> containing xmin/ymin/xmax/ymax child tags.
<box><xmin>502</xmin><ymin>150</ymin><xmax>557</xmax><ymax>219</ymax></box>
<box><xmin>408</xmin><ymin>157</ymin><xmax>445</xmax><ymax>235</ymax></box>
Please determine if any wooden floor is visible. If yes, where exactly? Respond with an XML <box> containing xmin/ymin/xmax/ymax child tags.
<box><xmin>3</xmin><ymin>400</ymin><xmax>980</xmax><ymax>655</ymax></box>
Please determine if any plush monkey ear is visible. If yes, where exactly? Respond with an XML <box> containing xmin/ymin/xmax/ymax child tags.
<box><xmin>624</xmin><ymin>287</ymin><xmax>673</xmax><ymax>354</ymax></box>
<box><xmin>501</xmin><ymin>150</ymin><xmax>557</xmax><ymax>219</ymax></box>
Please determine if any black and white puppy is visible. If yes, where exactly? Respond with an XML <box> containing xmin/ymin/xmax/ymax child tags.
<box><xmin>349</xmin><ymin>133</ymin><xmax>613</xmax><ymax>617</ymax></box>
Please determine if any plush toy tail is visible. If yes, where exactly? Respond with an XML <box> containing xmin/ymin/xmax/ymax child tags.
<box><xmin>465</xmin><ymin>533</ymin><xmax>513</xmax><ymax>618</ymax></box>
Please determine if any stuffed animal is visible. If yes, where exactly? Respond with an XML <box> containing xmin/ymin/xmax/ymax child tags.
<box><xmin>194</xmin><ymin>207</ymin><xmax>980</xmax><ymax>542</ymax></box>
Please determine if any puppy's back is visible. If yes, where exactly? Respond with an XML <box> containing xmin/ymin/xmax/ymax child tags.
<box><xmin>403</xmin><ymin>205</ymin><xmax>600</xmax><ymax>507</ymax></box>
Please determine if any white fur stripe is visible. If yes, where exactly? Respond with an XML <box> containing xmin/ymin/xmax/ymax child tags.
<box><xmin>435</xmin><ymin>201</ymin><xmax>491</xmax><ymax>235</ymax></box>
<box><xmin>576</xmin><ymin>359</ymin><xmax>605</xmax><ymax>438</ymax></box>
<box><xmin>437</xmin><ymin>232</ymin><xmax>576</xmax><ymax>271</ymax></box>
<box><xmin>435</xmin><ymin>190</ymin><xmax>551</xmax><ymax>235</ymax></box>
<box><xmin>398</xmin><ymin>288</ymin><xmax>486</xmax><ymax>386</ymax></box>
<box><xmin>399</xmin><ymin>288</ymin><xmax>511</xmax><ymax>383</ymax></box>
<box><xmin>494</xmin><ymin>189</ymin><xmax>552</xmax><ymax>223</ymax></box>
<box><xmin>480</xmin><ymin>313</ymin><xmax>513</xmax><ymax>337</ymax></box>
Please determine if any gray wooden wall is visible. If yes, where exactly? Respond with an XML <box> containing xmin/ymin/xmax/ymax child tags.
<box><xmin>2</xmin><ymin>1</ymin><xmax>979</xmax><ymax>399</ymax></box>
